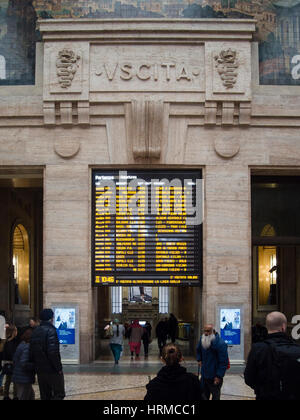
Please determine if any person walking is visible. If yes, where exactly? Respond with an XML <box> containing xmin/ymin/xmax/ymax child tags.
<box><xmin>168</xmin><ymin>314</ymin><xmax>178</xmax><ymax>343</ymax></box>
<box><xmin>12</xmin><ymin>328</ymin><xmax>35</xmax><ymax>400</ymax></box>
<box><xmin>244</xmin><ymin>311</ymin><xmax>300</xmax><ymax>400</ymax></box>
<box><xmin>109</xmin><ymin>318</ymin><xmax>125</xmax><ymax>365</ymax></box>
<box><xmin>196</xmin><ymin>324</ymin><xmax>228</xmax><ymax>400</ymax></box>
<box><xmin>29</xmin><ymin>308</ymin><xmax>65</xmax><ymax>400</ymax></box>
<box><xmin>156</xmin><ymin>318</ymin><xmax>168</xmax><ymax>355</ymax></box>
<box><xmin>129</xmin><ymin>320</ymin><xmax>144</xmax><ymax>360</ymax></box>
<box><xmin>142</xmin><ymin>322</ymin><xmax>152</xmax><ymax>359</ymax></box>
<box><xmin>0</xmin><ymin>310</ymin><xmax>7</xmax><ymax>397</ymax></box>
<box><xmin>2</xmin><ymin>324</ymin><xmax>18</xmax><ymax>400</ymax></box>
<box><xmin>144</xmin><ymin>343</ymin><xmax>204</xmax><ymax>401</ymax></box>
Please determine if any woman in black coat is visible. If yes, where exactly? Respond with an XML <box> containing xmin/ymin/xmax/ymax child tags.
<box><xmin>12</xmin><ymin>328</ymin><xmax>35</xmax><ymax>400</ymax></box>
<box><xmin>144</xmin><ymin>344</ymin><xmax>204</xmax><ymax>402</ymax></box>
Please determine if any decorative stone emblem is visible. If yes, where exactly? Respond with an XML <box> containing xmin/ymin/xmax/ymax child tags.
<box><xmin>56</xmin><ymin>49</ymin><xmax>80</xmax><ymax>88</ymax></box>
<box><xmin>214</xmin><ymin>134</ymin><xmax>240</xmax><ymax>159</ymax></box>
<box><xmin>214</xmin><ymin>49</ymin><xmax>238</xmax><ymax>89</ymax></box>
<box><xmin>54</xmin><ymin>137</ymin><xmax>80</xmax><ymax>159</ymax></box>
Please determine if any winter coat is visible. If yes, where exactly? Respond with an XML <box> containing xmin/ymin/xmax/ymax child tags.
<box><xmin>129</xmin><ymin>322</ymin><xmax>144</xmax><ymax>343</ymax></box>
<box><xmin>244</xmin><ymin>332</ymin><xmax>300</xmax><ymax>400</ymax></box>
<box><xmin>196</xmin><ymin>333</ymin><xmax>228</xmax><ymax>380</ymax></box>
<box><xmin>29</xmin><ymin>321</ymin><xmax>62</xmax><ymax>374</ymax></box>
<box><xmin>2</xmin><ymin>337</ymin><xmax>18</xmax><ymax>362</ymax></box>
<box><xmin>156</xmin><ymin>321</ymin><xmax>168</xmax><ymax>339</ymax></box>
<box><xmin>110</xmin><ymin>324</ymin><xmax>125</xmax><ymax>346</ymax></box>
<box><xmin>168</xmin><ymin>315</ymin><xmax>178</xmax><ymax>337</ymax></box>
<box><xmin>12</xmin><ymin>341</ymin><xmax>35</xmax><ymax>384</ymax></box>
<box><xmin>145</xmin><ymin>364</ymin><xmax>204</xmax><ymax>402</ymax></box>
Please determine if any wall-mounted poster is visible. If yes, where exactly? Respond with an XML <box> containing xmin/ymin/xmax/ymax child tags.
<box><xmin>54</xmin><ymin>307</ymin><xmax>76</xmax><ymax>345</ymax></box>
<box><xmin>220</xmin><ymin>308</ymin><xmax>241</xmax><ymax>346</ymax></box>
<box><xmin>52</xmin><ymin>303</ymin><xmax>80</xmax><ymax>364</ymax></box>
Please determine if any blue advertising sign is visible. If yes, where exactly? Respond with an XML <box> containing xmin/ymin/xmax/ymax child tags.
<box><xmin>220</xmin><ymin>308</ymin><xmax>241</xmax><ymax>346</ymax></box>
<box><xmin>54</xmin><ymin>308</ymin><xmax>76</xmax><ymax>345</ymax></box>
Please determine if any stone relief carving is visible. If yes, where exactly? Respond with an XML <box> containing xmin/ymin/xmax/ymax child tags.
<box><xmin>128</xmin><ymin>99</ymin><xmax>164</xmax><ymax>161</ymax></box>
<box><xmin>56</xmin><ymin>49</ymin><xmax>80</xmax><ymax>88</ymax></box>
<box><xmin>214</xmin><ymin>49</ymin><xmax>239</xmax><ymax>89</ymax></box>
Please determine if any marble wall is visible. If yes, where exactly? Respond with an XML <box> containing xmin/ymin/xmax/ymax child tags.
<box><xmin>0</xmin><ymin>19</ymin><xmax>300</xmax><ymax>362</ymax></box>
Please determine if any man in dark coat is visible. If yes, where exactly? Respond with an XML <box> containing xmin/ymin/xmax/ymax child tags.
<box><xmin>29</xmin><ymin>309</ymin><xmax>65</xmax><ymax>400</ymax></box>
<box><xmin>168</xmin><ymin>314</ymin><xmax>178</xmax><ymax>343</ymax></box>
<box><xmin>244</xmin><ymin>311</ymin><xmax>300</xmax><ymax>400</ymax></box>
<box><xmin>196</xmin><ymin>324</ymin><xmax>228</xmax><ymax>400</ymax></box>
<box><xmin>156</xmin><ymin>318</ymin><xmax>168</xmax><ymax>355</ymax></box>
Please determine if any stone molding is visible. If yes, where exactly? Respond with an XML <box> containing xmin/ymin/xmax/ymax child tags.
<box><xmin>38</xmin><ymin>19</ymin><xmax>256</xmax><ymax>42</ymax></box>
<box><xmin>125</xmin><ymin>99</ymin><xmax>165</xmax><ymax>161</ymax></box>
<box><xmin>40</xmin><ymin>19</ymin><xmax>255</xmax><ymax>138</ymax></box>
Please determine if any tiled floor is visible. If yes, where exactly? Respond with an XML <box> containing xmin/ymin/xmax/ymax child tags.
<box><xmin>3</xmin><ymin>360</ymin><xmax>255</xmax><ymax>400</ymax></box>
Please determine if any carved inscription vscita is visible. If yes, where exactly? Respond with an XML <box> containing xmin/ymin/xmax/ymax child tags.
<box><xmin>95</xmin><ymin>62</ymin><xmax>201</xmax><ymax>82</ymax></box>
<box><xmin>90</xmin><ymin>45</ymin><xmax>205</xmax><ymax>92</ymax></box>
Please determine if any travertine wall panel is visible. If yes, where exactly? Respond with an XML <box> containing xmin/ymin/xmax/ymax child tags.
<box><xmin>2</xmin><ymin>19</ymin><xmax>300</xmax><ymax>363</ymax></box>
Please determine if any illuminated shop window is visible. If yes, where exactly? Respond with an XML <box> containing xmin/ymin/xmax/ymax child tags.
<box><xmin>159</xmin><ymin>287</ymin><xmax>169</xmax><ymax>314</ymax></box>
<box><xmin>258</xmin><ymin>246</ymin><xmax>278</xmax><ymax>307</ymax></box>
<box><xmin>12</xmin><ymin>224</ymin><xmax>30</xmax><ymax>306</ymax></box>
<box><xmin>111</xmin><ymin>287</ymin><xmax>122</xmax><ymax>314</ymax></box>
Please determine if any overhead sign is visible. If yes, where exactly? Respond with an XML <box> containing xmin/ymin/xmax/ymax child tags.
<box><xmin>92</xmin><ymin>170</ymin><xmax>203</xmax><ymax>286</ymax></box>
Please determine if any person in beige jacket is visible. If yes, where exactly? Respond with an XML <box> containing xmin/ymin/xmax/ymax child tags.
<box><xmin>129</xmin><ymin>320</ymin><xmax>144</xmax><ymax>360</ymax></box>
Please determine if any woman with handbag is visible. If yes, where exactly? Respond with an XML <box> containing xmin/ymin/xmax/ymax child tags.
<box><xmin>2</xmin><ymin>324</ymin><xmax>18</xmax><ymax>400</ymax></box>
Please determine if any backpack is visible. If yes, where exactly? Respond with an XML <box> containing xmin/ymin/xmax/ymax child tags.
<box><xmin>265</xmin><ymin>339</ymin><xmax>300</xmax><ymax>400</ymax></box>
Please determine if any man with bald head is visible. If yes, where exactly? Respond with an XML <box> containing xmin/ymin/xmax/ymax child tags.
<box><xmin>196</xmin><ymin>323</ymin><xmax>229</xmax><ymax>400</ymax></box>
<box><xmin>244</xmin><ymin>311</ymin><xmax>300</xmax><ymax>400</ymax></box>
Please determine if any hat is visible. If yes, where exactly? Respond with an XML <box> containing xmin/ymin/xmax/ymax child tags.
<box><xmin>40</xmin><ymin>308</ymin><xmax>54</xmax><ymax>321</ymax></box>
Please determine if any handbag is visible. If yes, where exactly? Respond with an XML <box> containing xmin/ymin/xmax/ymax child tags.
<box><xmin>2</xmin><ymin>362</ymin><xmax>13</xmax><ymax>376</ymax></box>
<box><xmin>104</xmin><ymin>324</ymin><xmax>114</xmax><ymax>338</ymax></box>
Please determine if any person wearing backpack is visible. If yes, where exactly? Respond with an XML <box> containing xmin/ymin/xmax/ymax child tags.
<box><xmin>244</xmin><ymin>311</ymin><xmax>300</xmax><ymax>400</ymax></box>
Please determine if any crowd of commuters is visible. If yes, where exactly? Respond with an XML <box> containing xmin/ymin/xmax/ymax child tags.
<box><xmin>1</xmin><ymin>309</ymin><xmax>300</xmax><ymax>400</ymax></box>
<box><xmin>0</xmin><ymin>309</ymin><xmax>65</xmax><ymax>400</ymax></box>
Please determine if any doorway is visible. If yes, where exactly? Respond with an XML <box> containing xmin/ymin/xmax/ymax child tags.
<box><xmin>251</xmin><ymin>175</ymin><xmax>300</xmax><ymax>335</ymax></box>
<box><xmin>95</xmin><ymin>285</ymin><xmax>201</xmax><ymax>361</ymax></box>
<box><xmin>0</xmin><ymin>168</ymin><xmax>43</xmax><ymax>326</ymax></box>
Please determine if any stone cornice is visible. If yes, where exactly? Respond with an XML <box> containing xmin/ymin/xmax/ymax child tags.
<box><xmin>38</xmin><ymin>19</ymin><xmax>256</xmax><ymax>42</ymax></box>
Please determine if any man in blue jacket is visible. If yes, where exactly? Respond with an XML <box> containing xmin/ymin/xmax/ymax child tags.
<box><xmin>196</xmin><ymin>324</ymin><xmax>228</xmax><ymax>400</ymax></box>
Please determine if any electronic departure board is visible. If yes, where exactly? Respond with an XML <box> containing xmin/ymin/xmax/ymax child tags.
<box><xmin>92</xmin><ymin>170</ymin><xmax>202</xmax><ymax>286</ymax></box>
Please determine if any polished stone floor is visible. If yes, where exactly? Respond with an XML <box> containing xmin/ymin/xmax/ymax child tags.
<box><xmin>4</xmin><ymin>359</ymin><xmax>255</xmax><ymax>400</ymax></box>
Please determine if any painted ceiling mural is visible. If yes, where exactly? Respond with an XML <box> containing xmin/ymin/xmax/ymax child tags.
<box><xmin>0</xmin><ymin>0</ymin><xmax>299</xmax><ymax>85</ymax></box>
